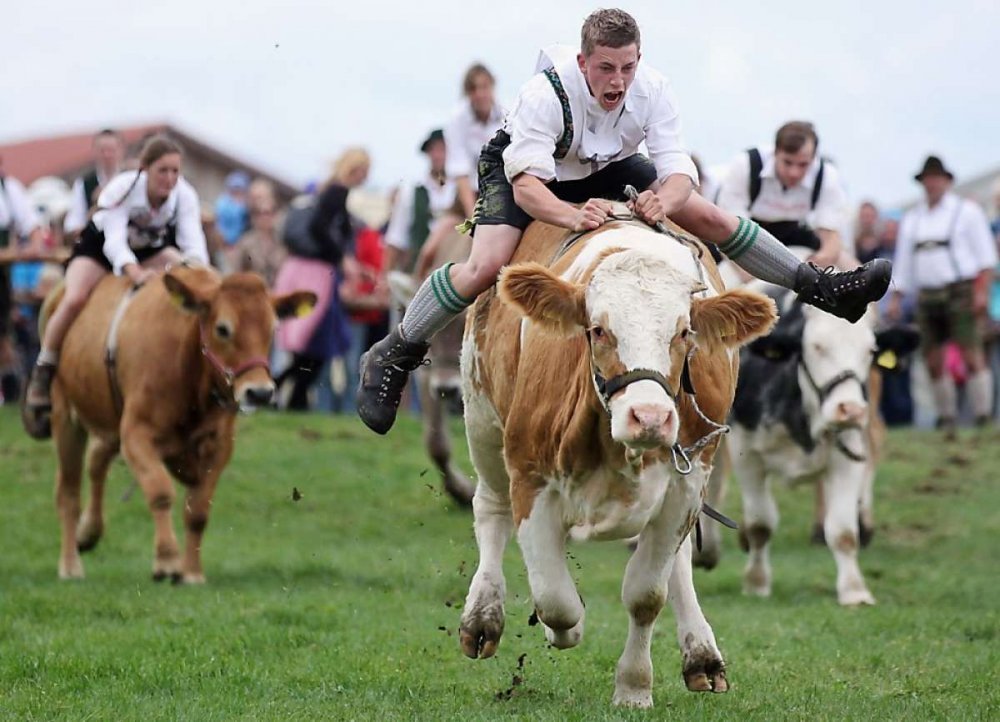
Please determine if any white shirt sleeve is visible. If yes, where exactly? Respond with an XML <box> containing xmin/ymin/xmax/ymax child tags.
<box><xmin>811</xmin><ymin>162</ymin><xmax>849</xmax><ymax>232</ymax></box>
<box><xmin>961</xmin><ymin>201</ymin><xmax>999</xmax><ymax>273</ymax></box>
<box><xmin>63</xmin><ymin>178</ymin><xmax>89</xmax><ymax>234</ymax></box>
<box><xmin>99</xmin><ymin>203</ymin><xmax>137</xmax><ymax>274</ymax></box>
<box><xmin>892</xmin><ymin>212</ymin><xmax>916</xmax><ymax>295</ymax></box>
<box><xmin>3</xmin><ymin>177</ymin><xmax>41</xmax><ymax>237</ymax></box>
<box><xmin>384</xmin><ymin>182</ymin><xmax>415</xmax><ymax>251</ymax></box>
<box><xmin>642</xmin><ymin>75</ymin><xmax>698</xmax><ymax>186</ymax></box>
<box><xmin>444</xmin><ymin>110</ymin><xmax>472</xmax><ymax>180</ymax></box>
<box><xmin>174</xmin><ymin>180</ymin><xmax>209</xmax><ymax>266</ymax></box>
<box><xmin>715</xmin><ymin>153</ymin><xmax>752</xmax><ymax>216</ymax></box>
<box><xmin>501</xmin><ymin>81</ymin><xmax>563</xmax><ymax>183</ymax></box>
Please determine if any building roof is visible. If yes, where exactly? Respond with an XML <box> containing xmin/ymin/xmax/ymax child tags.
<box><xmin>0</xmin><ymin>122</ymin><xmax>298</xmax><ymax>199</ymax></box>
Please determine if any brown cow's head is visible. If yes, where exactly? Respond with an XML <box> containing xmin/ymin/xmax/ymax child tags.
<box><xmin>500</xmin><ymin>249</ymin><xmax>776</xmax><ymax>451</ymax></box>
<box><xmin>163</xmin><ymin>267</ymin><xmax>316</xmax><ymax>408</ymax></box>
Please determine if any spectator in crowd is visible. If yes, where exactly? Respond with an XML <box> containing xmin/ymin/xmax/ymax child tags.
<box><xmin>215</xmin><ymin>170</ymin><xmax>250</xmax><ymax>246</ymax></box>
<box><xmin>248</xmin><ymin>178</ymin><xmax>278</xmax><ymax>216</ymax></box>
<box><xmin>63</xmin><ymin>128</ymin><xmax>125</xmax><ymax>240</ymax></box>
<box><xmin>273</xmin><ymin>148</ymin><xmax>369</xmax><ymax>411</ymax></box>
<box><xmin>383</xmin><ymin>129</ymin><xmax>457</xmax><ymax>277</ymax></box>
<box><xmin>855</xmin><ymin>200</ymin><xmax>883</xmax><ymax>264</ymax></box>
<box><xmin>717</xmin><ymin>121</ymin><xmax>850</xmax><ymax>269</ymax></box>
<box><xmin>889</xmin><ymin>155</ymin><xmax>997</xmax><ymax>435</ymax></box>
<box><xmin>225</xmin><ymin>195</ymin><xmax>286</xmax><ymax>287</ymax></box>
<box><xmin>0</xmin><ymin>158</ymin><xmax>44</xmax><ymax>405</ymax></box>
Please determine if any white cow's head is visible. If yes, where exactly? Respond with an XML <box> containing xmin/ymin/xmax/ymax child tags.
<box><xmin>500</xmin><ymin>249</ymin><xmax>776</xmax><ymax>451</ymax></box>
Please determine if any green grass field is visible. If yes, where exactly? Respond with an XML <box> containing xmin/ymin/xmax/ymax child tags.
<box><xmin>1</xmin><ymin>406</ymin><xmax>998</xmax><ymax>721</ymax></box>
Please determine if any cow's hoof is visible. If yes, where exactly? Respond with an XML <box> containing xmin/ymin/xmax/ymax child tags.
<box><xmin>683</xmin><ymin>656</ymin><xmax>728</xmax><ymax>693</ymax></box>
<box><xmin>152</xmin><ymin>570</ymin><xmax>183</xmax><ymax>584</ymax></box>
<box><xmin>859</xmin><ymin>523</ymin><xmax>875</xmax><ymax>548</ymax></box>
<box><xmin>179</xmin><ymin>573</ymin><xmax>206</xmax><ymax>585</ymax></box>
<box><xmin>612</xmin><ymin>688</ymin><xmax>653</xmax><ymax>708</ymax></box>
<box><xmin>58</xmin><ymin>559</ymin><xmax>85</xmax><ymax>580</ymax></box>
<box><xmin>743</xmin><ymin>564</ymin><xmax>771</xmax><ymax>597</ymax></box>
<box><xmin>692</xmin><ymin>545</ymin><xmax>720</xmax><ymax>570</ymax></box>
<box><xmin>76</xmin><ymin>521</ymin><xmax>103</xmax><ymax>553</ymax></box>
<box><xmin>459</xmin><ymin>609</ymin><xmax>504</xmax><ymax>659</ymax></box>
<box><xmin>543</xmin><ymin>616</ymin><xmax>584</xmax><ymax>649</ymax></box>
<box><xmin>838</xmin><ymin>587</ymin><xmax>876</xmax><ymax>607</ymax></box>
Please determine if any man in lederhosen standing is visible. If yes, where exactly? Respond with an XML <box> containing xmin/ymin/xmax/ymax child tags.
<box><xmin>889</xmin><ymin>156</ymin><xmax>998</xmax><ymax>434</ymax></box>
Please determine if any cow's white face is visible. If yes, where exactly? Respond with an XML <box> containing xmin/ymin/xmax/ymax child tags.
<box><xmin>799</xmin><ymin>305</ymin><xmax>876</xmax><ymax>434</ymax></box>
<box><xmin>585</xmin><ymin>252</ymin><xmax>700</xmax><ymax>450</ymax></box>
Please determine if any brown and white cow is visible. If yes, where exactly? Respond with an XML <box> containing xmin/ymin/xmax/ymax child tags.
<box><xmin>46</xmin><ymin>265</ymin><xmax>314</xmax><ymax>582</ymax></box>
<box><xmin>457</xmin><ymin>213</ymin><xmax>776</xmax><ymax>708</ymax></box>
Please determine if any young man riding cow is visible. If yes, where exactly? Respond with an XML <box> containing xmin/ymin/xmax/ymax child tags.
<box><xmin>357</xmin><ymin>8</ymin><xmax>893</xmax><ymax>435</ymax></box>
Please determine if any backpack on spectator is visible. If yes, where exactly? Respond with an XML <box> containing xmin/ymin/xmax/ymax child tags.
<box><xmin>282</xmin><ymin>197</ymin><xmax>324</xmax><ymax>260</ymax></box>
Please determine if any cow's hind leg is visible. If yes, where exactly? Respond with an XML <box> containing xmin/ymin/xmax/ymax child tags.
<box><xmin>516</xmin><ymin>485</ymin><xmax>584</xmax><ymax>650</ymax></box>
<box><xmin>53</xmin><ymin>395</ymin><xmax>88</xmax><ymax>579</ymax></box>
<box><xmin>459</xmin><ymin>407</ymin><xmax>513</xmax><ymax>659</ymax></box>
<box><xmin>670</xmin><ymin>536</ymin><xmax>727</xmax><ymax>693</ymax></box>
<box><xmin>613</xmin><ymin>471</ymin><xmax>704</xmax><ymax>708</ymax></box>
<box><xmin>734</xmin><ymin>444</ymin><xmax>776</xmax><ymax>597</ymax></box>
<box><xmin>419</xmin><ymin>371</ymin><xmax>474</xmax><ymax>506</ymax></box>
<box><xmin>77</xmin><ymin>437</ymin><xmax>118</xmax><ymax>552</ymax></box>
<box><xmin>692</xmin><ymin>452</ymin><xmax>728</xmax><ymax>570</ymax></box>
<box><xmin>121</xmin><ymin>422</ymin><xmax>181</xmax><ymax>581</ymax></box>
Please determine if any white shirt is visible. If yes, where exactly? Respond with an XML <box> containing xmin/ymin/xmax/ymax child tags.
<box><xmin>63</xmin><ymin>169</ymin><xmax>116</xmax><ymax>234</ymax></box>
<box><xmin>0</xmin><ymin>175</ymin><xmax>42</xmax><ymax>238</ymax></box>
<box><xmin>384</xmin><ymin>174</ymin><xmax>458</xmax><ymax>251</ymax></box>
<box><xmin>501</xmin><ymin>44</ymin><xmax>698</xmax><ymax>186</ymax></box>
<box><xmin>444</xmin><ymin>101</ymin><xmax>506</xmax><ymax>181</ymax></box>
<box><xmin>893</xmin><ymin>192</ymin><xmax>997</xmax><ymax>293</ymax></box>
<box><xmin>92</xmin><ymin>171</ymin><xmax>209</xmax><ymax>274</ymax></box>
<box><xmin>716</xmin><ymin>147</ymin><xmax>848</xmax><ymax>232</ymax></box>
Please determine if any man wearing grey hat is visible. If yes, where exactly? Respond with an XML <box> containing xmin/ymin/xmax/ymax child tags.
<box><xmin>890</xmin><ymin>155</ymin><xmax>998</xmax><ymax>434</ymax></box>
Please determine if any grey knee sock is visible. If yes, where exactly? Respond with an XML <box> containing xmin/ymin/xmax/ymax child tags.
<box><xmin>967</xmin><ymin>369</ymin><xmax>994</xmax><ymax>419</ymax></box>
<box><xmin>400</xmin><ymin>263</ymin><xmax>475</xmax><ymax>344</ymax></box>
<box><xmin>717</xmin><ymin>218</ymin><xmax>800</xmax><ymax>289</ymax></box>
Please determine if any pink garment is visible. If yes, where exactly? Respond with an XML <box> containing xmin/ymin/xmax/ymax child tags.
<box><xmin>944</xmin><ymin>341</ymin><xmax>968</xmax><ymax>385</ymax></box>
<box><xmin>273</xmin><ymin>256</ymin><xmax>335</xmax><ymax>354</ymax></box>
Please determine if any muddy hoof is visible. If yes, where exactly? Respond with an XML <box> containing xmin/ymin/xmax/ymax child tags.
<box><xmin>459</xmin><ymin>610</ymin><xmax>504</xmax><ymax>659</ymax></box>
<box><xmin>152</xmin><ymin>570</ymin><xmax>168</xmax><ymax>582</ymax></box>
<box><xmin>683</xmin><ymin>658</ymin><xmax>728</xmax><ymax>693</ymax></box>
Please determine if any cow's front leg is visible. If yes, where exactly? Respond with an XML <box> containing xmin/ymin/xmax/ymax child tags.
<box><xmin>515</xmin><ymin>486</ymin><xmax>584</xmax><ymax>650</ymax></box>
<box><xmin>825</xmin><ymin>438</ymin><xmax>876</xmax><ymax>606</ymax></box>
<box><xmin>733</xmin><ymin>440</ymin><xmax>776</xmax><ymax>597</ymax></box>
<box><xmin>669</xmin><ymin>536</ymin><xmax>728</xmax><ymax>692</ymax></box>
<box><xmin>614</xmin><ymin>471</ymin><xmax>703</xmax><ymax>708</ymax></box>
<box><xmin>121</xmin><ymin>423</ymin><xmax>180</xmax><ymax>581</ymax></box>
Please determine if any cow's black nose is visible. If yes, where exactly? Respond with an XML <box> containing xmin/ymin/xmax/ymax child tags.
<box><xmin>243</xmin><ymin>386</ymin><xmax>275</xmax><ymax>407</ymax></box>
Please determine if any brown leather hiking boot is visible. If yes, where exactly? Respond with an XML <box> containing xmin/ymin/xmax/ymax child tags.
<box><xmin>356</xmin><ymin>326</ymin><xmax>429</xmax><ymax>435</ymax></box>
<box><xmin>21</xmin><ymin>363</ymin><xmax>56</xmax><ymax>440</ymax></box>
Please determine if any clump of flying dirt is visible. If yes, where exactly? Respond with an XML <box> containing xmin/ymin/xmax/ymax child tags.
<box><xmin>495</xmin><ymin>653</ymin><xmax>528</xmax><ymax>701</ymax></box>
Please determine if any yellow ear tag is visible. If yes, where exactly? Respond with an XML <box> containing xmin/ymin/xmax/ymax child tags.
<box><xmin>170</xmin><ymin>291</ymin><xmax>187</xmax><ymax>308</ymax></box>
<box><xmin>296</xmin><ymin>302</ymin><xmax>313</xmax><ymax>318</ymax></box>
<box><xmin>877</xmin><ymin>349</ymin><xmax>898</xmax><ymax>370</ymax></box>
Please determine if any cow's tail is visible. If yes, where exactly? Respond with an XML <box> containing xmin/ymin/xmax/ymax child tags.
<box><xmin>37</xmin><ymin>280</ymin><xmax>67</xmax><ymax>338</ymax></box>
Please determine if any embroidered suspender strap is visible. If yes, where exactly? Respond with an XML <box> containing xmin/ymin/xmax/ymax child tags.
<box><xmin>542</xmin><ymin>67</ymin><xmax>574</xmax><ymax>160</ymax></box>
<box><xmin>810</xmin><ymin>159</ymin><xmax>825</xmax><ymax>210</ymax></box>
<box><xmin>911</xmin><ymin>200</ymin><xmax>965</xmax><ymax>281</ymax></box>
<box><xmin>747</xmin><ymin>148</ymin><xmax>763</xmax><ymax>210</ymax></box>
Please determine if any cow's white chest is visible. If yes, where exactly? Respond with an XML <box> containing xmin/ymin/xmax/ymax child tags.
<box><xmin>746</xmin><ymin>423</ymin><xmax>831</xmax><ymax>482</ymax></box>
<box><xmin>557</xmin><ymin>462</ymin><xmax>674</xmax><ymax>541</ymax></box>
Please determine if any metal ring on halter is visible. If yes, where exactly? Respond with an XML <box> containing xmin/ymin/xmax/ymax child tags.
<box><xmin>671</xmin><ymin>443</ymin><xmax>693</xmax><ymax>475</ymax></box>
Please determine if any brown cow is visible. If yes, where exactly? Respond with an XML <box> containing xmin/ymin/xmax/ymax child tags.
<box><xmin>46</xmin><ymin>264</ymin><xmax>314</xmax><ymax>582</ymax></box>
<box><xmin>457</xmin><ymin>212</ymin><xmax>776</xmax><ymax>708</ymax></box>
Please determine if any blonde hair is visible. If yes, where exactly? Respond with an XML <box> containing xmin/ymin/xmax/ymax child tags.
<box><xmin>330</xmin><ymin>147</ymin><xmax>371</xmax><ymax>187</ymax></box>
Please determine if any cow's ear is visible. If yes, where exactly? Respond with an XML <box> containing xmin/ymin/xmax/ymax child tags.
<box><xmin>875</xmin><ymin>326</ymin><xmax>921</xmax><ymax>362</ymax></box>
<box><xmin>163</xmin><ymin>269</ymin><xmax>218</xmax><ymax>315</ymax></box>
<box><xmin>498</xmin><ymin>262</ymin><xmax>586</xmax><ymax>337</ymax></box>
<box><xmin>747</xmin><ymin>334</ymin><xmax>801</xmax><ymax>362</ymax></box>
<box><xmin>273</xmin><ymin>291</ymin><xmax>318</xmax><ymax>320</ymax></box>
<box><xmin>691</xmin><ymin>288</ymin><xmax>777</xmax><ymax>351</ymax></box>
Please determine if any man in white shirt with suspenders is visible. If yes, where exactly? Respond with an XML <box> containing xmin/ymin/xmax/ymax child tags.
<box><xmin>716</xmin><ymin>121</ymin><xmax>848</xmax><ymax>269</ymax></box>
<box><xmin>357</xmin><ymin>8</ymin><xmax>893</xmax><ymax>435</ymax></box>
<box><xmin>889</xmin><ymin>155</ymin><xmax>997</xmax><ymax>432</ymax></box>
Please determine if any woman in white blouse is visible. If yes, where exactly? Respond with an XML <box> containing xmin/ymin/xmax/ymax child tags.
<box><xmin>22</xmin><ymin>135</ymin><xmax>209</xmax><ymax>439</ymax></box>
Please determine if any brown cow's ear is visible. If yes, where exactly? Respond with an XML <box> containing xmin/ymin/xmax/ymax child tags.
<box><xmin>691</xmin><ymin>288</ymin><xmax>777</xmax><ymax>351</ymax></box>
<box><xmin>163</xmin><ymin>271</ymin><xmax>216</xmax><ymax>315</ymax></box>
<box><xmin>498</xmin><ymin>262</ymin><xmax>586</xmax><ymax>337</ymax></box>
<box><xmin>273</xmin><ymin>291</ymin><xmax>318</xmax><ymax>320</ymax></box>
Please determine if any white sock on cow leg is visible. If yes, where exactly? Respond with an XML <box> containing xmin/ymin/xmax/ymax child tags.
<box><xmin>716</xmin><ymin>218</ymin><xmax>799</xmax><ymax>288</ymax></box>
<box><xmin>931</xmin><ymin>375</ymin><xmax>958</xmax><ymax>423</ymax></box>
<box><xmin>37</xmin><ymin>348</ymin><xmax>59</xmax><ymax>366</ymax></box>
<box><xmin>967</xmin><ymin>369</ymin><xmax>994</xmax><ymax>420</ymax></box>
<box><xmin>400</xmin><ymin>263</ymin><xmax>474</xmax><ymax>344</ymax></box>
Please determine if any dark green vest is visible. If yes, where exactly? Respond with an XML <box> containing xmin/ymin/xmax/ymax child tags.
<box><xmin>82</xmin><ymin>170</ymin><xmax>101</xmax><ymax>208</ymax></box>
<box><xmin>407</xmin><ymin>184</ymin><xmax>432</xmax><ymax>272</ymax></box>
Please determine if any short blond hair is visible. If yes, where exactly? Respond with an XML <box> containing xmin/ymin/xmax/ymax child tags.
<box><xmin>329</xmin><ymin>147</ymin><xmax>371</xmax><ymax>186</ymax></box>
<box><xmin>581</xmin><ymin>8</ymin><xmax>640</xmax><ymax>56</ymax></box>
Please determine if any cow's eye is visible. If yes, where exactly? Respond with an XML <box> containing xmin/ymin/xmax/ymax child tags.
<box><xmin>215</xmin><ymin>322</ymin><xmax>233</xmax><ymax>340</ymax></box>
<box><xmin>680</xmin><ymin>328</ymin><xmax>690</xmax><ymax>341</ymax></box>
<box><xmin>590</xmin><ymin>325</ymin><xmax>605</xmax><ymax>341</ymax></box>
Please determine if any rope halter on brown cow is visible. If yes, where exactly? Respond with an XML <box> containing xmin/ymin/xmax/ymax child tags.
<box><xmin>198</xmin><ymin>321</ymin><xmax>271</xmax><ymax>410</ymax></box>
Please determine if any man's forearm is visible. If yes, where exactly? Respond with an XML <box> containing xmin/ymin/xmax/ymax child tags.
<box><xmin>512</xmin><ymin>174</ymin><xmax>577</xmax><ymax>229</ymax></box>
<box><xmin>654</xmin><ymin>174</ymin><xmax>695</xmax><ymax>217</ymax></box>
